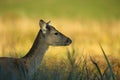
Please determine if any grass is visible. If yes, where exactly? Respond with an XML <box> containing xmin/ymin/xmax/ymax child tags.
<box><xmin>100</xmin><ymin>44</ymin><xmax>115</xmax><ymax>80</ymax></box>
<box><xmin>33</xmin><ymin>46</ymin><xmax>119</xmax><ymax>80</ymax></box>
<box><xmin>0</xmin><ymin>17</ymin><xmax>120</xmax><ymax>57</ymax></box>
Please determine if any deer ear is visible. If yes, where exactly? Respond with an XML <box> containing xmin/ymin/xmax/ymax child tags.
<box><xmin>39</xmin><ymin>19</ymin><xmax>47</xmax><ymax>34</ymax></box>
<box><xmin>47</xmin><ymin>21</ymin><xmax>51</xmax><ymax>25</ymax></box>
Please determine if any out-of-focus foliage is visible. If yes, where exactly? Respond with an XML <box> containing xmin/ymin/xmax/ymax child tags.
<box><xmin>0</xmin><ymin>0</ymin><xmax>120</xmax><ymax>19</ymax></box>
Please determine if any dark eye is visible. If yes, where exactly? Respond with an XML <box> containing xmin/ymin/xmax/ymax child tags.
<box><xmin>54</xmin><ymin>33</ymin><xmax>58</xmax><ymax>35</ymax></box>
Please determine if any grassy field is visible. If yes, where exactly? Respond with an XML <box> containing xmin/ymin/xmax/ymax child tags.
<box><xmin>0</xmin><ymin>0</ymin><xmax>120</xmax><ymax>80</ymax></box>
<box><xmin>0</xmin><ymin>17</ymin><xmax>120</xmax><ymax>80</ymax></box>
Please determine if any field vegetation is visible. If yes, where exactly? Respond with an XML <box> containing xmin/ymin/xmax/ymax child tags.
<box><xmin>0</xmin><ymin>0</ymin><xmax>120</xmax><ymax>80</ymax></box>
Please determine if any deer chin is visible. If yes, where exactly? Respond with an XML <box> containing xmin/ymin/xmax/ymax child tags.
<box><xmin>64</xmin><ymin>42</ymin><xmax>72</xmax><ymax>46</ymax></box>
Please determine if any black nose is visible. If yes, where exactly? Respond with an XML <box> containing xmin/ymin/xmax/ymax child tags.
<box><xmin>65</xmin><ymin>38</ymin><xmax>72</xmax><ymax>45</ymax></box>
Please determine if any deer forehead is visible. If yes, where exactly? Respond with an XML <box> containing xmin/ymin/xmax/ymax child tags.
<box><xmin>49</xmin><ymin>26</ymin><xmax>58</xmax><ymax>32</ymax></box>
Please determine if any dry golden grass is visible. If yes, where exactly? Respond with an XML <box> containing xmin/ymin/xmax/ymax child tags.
<box><xmin>0</xmin><ymin>16</ymin><xmax>120</xmax><ymax>60</ymax></box>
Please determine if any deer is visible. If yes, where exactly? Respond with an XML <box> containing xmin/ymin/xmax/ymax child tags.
<box><xmin>0</xmin><ymin>19</ymin><xmax>72</xmax><ymax>80</ymax></box>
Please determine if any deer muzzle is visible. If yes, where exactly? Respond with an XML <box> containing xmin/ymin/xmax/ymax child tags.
<box><xmin>64</xmin><ymin>38</ymin><xmax>72</xmax><ymax>46</ymax></box>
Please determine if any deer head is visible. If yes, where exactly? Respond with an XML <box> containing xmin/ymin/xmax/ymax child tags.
<box><xmin>39</xmin><ymin>19</ymin><xmax>72</xmax><ymax>46</ymax></box>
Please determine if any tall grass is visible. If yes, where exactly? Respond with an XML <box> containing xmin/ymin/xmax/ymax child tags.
<box><xmin>33</xmin><ymin>46</ymin><xmax>119</xmax><ymax>80</ymax></box>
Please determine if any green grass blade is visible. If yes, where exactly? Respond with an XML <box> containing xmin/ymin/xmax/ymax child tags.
<box><xmin>99</xmin><ymin>44</ymin><xmax>115</xmax><ymax>80</ymax></box>
<box><xmin>90</xmin><ymin>56</ymin><xmax>103</xmax><ymax>80</ymax></box>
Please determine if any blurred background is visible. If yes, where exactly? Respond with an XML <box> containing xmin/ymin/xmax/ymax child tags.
<box><xmin>0</xmin><ymin>0</ymin><xmax>120</xmax><ymax>61</ymax></box>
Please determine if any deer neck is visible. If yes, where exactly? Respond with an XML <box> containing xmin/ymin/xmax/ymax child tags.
<box><xmin>22</xmin><ymin>30</ymin><xmax>49</xmax><ymax>77</ymax></box>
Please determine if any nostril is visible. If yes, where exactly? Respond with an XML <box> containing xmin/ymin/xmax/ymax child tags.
<box><xmin>65</xmin><ymin>38</ymin><xmax>72</xmax><ymax>44</ymax></box>
<box><xmin>66</xmin><ymin>39</ymin><xmax>69</xmax><ymax>43</ymax></box>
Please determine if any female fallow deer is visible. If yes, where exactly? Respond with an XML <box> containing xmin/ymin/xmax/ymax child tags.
<box><xmin>0</xmin><ymin>19</ymin><xmax>72</xmax><ymax>80</ymax></box>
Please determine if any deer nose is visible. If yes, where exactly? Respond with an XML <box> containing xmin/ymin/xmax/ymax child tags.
<box><xmin>65</xmin><ymin>38</ymin><xmax>72</xmax><ymax>45</ymax></box>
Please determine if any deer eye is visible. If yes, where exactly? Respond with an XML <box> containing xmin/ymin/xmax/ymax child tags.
<box><xmin>54</xmin><ymin>32</ymin><xmax>58</xmax><ymax>35</ymax></box>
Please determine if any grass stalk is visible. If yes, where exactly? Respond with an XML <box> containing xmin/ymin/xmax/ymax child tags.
<box><xmin>99</xmin><ymin>44</ymin><xmax>115</xmax><ymax>80</ymax></box>
<box><xmin>90</xmin><ymin>56</ymin><xmax>103</xmax><ymax>80</ymax></box>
